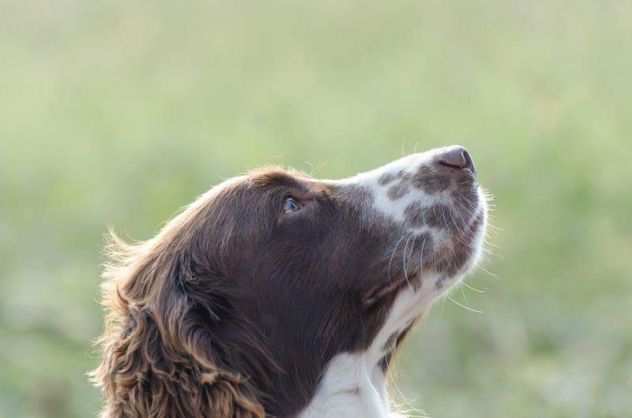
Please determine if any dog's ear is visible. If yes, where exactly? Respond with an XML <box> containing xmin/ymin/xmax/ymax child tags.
<box><xmin>92</xmin><ymin>231</ymin><xmax>265</xmax><ymax>418</ymax></box>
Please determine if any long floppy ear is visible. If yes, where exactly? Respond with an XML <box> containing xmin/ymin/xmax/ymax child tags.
<box><xmin>91</xmin><ymin>231</ymin><xmax>265</xmax><ymax>418</ymax></box>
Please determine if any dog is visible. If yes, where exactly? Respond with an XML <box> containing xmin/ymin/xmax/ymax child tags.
<box><xmin>92</xmin><ymin>146</ymin><xmax>488</xmax><ymax>418</ymax></box>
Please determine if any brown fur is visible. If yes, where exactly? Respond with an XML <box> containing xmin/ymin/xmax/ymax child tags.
<box><xmin>91</xmin><ymin>183</ymin><xmax>265</xmax><ymax>418</ymax></box>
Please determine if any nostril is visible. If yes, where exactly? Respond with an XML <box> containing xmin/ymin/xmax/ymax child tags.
<box><xmin>438</xmin><ymin>147</ymin><xmax>476</xmax><ymax>173</ymax></box>
<box><xmin>462</xmin><ymin>150</ymin><xmax>475</xmax><ymax>173</ymax></box>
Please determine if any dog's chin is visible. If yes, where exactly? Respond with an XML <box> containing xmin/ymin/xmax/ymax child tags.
<box><xmin>375</xmin><ymin>221</ymin><xmax>487</xmax><ymax>306</ymax></box>
<box><xmin>434</xmin><ymin>212</ymin><xmax>487</xmax><ymax>293</ymax></box>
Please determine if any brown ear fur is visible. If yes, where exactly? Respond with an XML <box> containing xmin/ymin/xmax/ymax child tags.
<box><xmin>91</xmin><ymin>227</ymin><xmax>265</xmax><ymax>418</ymax></box>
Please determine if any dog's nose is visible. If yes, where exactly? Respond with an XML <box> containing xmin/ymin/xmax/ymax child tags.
<box><xmin>437</xmin><ymin>146</ymin><xmax>476</xmax><ymax>174</ymax></box>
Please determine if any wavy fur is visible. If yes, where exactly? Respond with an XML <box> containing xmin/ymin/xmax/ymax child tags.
<box><xmin>91</xmin><ymin>188</ymin><xmax>266</xmax><ymax>418</ymax></box>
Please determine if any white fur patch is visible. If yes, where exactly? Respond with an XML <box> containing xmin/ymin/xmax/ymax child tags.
<box><xmin>298</xmin><ymin>284</ymin><xmax>437</xmax><ymax>418</ymax></box>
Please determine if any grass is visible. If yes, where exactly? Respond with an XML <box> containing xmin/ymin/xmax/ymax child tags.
<box><xmin>1</xmin><ymin>1</ymin><xmax>631</xmax><ymax>417</ymax></box>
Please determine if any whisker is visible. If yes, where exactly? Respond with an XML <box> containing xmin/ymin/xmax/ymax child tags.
<box><xmin>485</xmin><ymin>222</ymin><xmax>502</xmax><ymax>232</ymax></box>
<box><xmin>482</xmin><ymin>237</ymin><xmax>500</xmax><ymax>249</ymax></box>
<box><xmin>460</xmin><ymin>286</ymin><xmax>469</xmax><ymax>305</ymax></box>
<box><xmin>447</xmin><ymin>295</ymin><xmax>483</xmax><ymax>314</ymax></box>
<box><xmin>462</xmin><ymin>281</ymin><xmax>486</xmax><ymax>294</ymax></box>
<box><xmin>418</xmin><ymin>234</ymin><xmax>426</xmax><ymax>272</ymax></box>
<box><xmin>401</xmin><ymin>233</ymin><xmax>415</xmax><ymax>291</ymax></box>
<box><xmin>476</xmin><ymin>265</ymin><xmax>499</xmax><ymax>279</ymax></box>
<box><xmin>388</xmin><ymin>234</ymin><xmax>408</xmax><ymax>284</ymax></box>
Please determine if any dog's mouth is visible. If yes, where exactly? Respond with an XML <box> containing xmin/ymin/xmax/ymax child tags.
<box><xmin>430</xmin><ymin>207</ymin><xmax>486</xmax><ymax>287</ymax></box>
<box><xmin>406</xmin><ymin>179</ymin><xmax>485</xmax><ymax>270</ymax></box>
<box><xmin>364</xmin><ymin>185</ymin><xmax>487</xmax><ymax>308</ymax></box>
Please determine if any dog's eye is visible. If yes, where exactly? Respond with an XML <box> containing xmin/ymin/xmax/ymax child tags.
<box><xmin>283</xmin><ymin>196</ymin><xmax>301</xmax><ymax>214</ymax></box>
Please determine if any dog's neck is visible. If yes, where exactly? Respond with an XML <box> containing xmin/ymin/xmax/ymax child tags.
<box><xmin>298</xmin><ymin>288</ymin><xmax>433</xmax><ymax>418</ymax></box>
<box><xmin>297</xmin><ymin>352</ymin><xmax>396</xmax><ymax>418</ymax></box>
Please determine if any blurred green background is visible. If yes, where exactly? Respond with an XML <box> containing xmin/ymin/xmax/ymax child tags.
<box><xmin>1</xmin><ymin>1</ymin><xmax>631</xmax><ymax>417</ymax></box>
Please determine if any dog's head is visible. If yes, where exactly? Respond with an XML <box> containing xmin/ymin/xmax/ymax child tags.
<box><xmin>93</xmin><ymin>146</ymin><xmax>487</xmax><ymax>418</ymax></box>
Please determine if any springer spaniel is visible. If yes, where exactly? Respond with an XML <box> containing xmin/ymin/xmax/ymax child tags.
<box><xmin>93</xmin><ymin>146</ymin><xmax>488</xmax><ymax>418</ymax></box>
